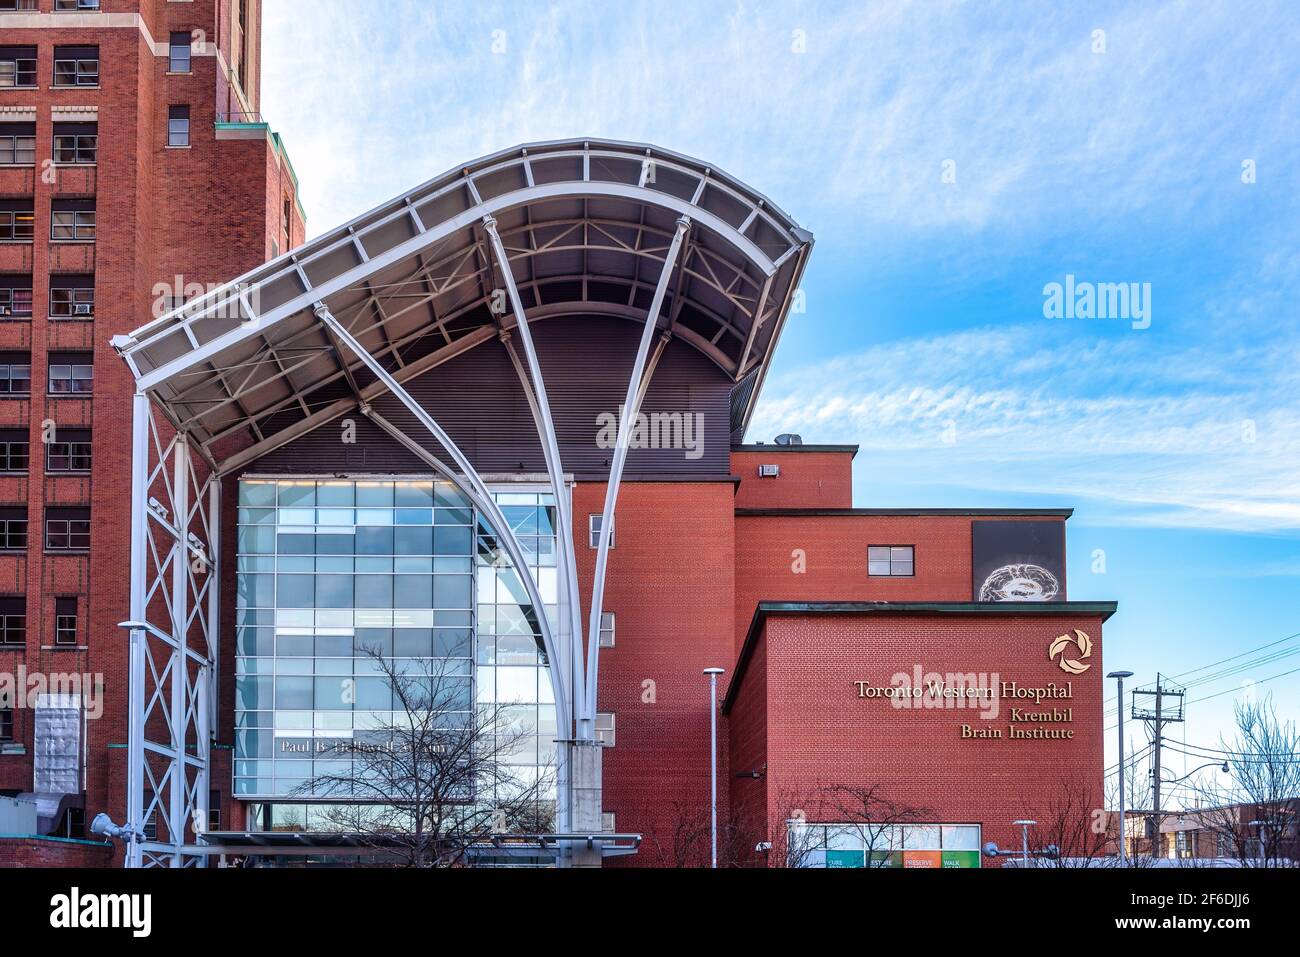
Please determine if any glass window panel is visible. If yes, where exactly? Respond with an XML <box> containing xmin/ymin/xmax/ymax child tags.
<box><xmin>355</xmin><ymin>575</ymin><xmax>393</xmax><ymax>608</ymax></box>
<box><xmin>434</xmin><ymin>629</ymin><xmax>472</xmax><ymax>658</ymax></box>
<box><xmin>275</xmin><ymin>634</ymin><xmax>313</xmax><ymax>657</ymax></box>
<box><xmin>354</xmin><ymin>629</ymin><xmax>392</xmax><ymax>655</ymax></box>
<box><xmin>433</xmin><ymin>524</ymin><xmax>471</xmax><ymax>555</ymax></box>
<box><xmin>315</xmin><ymin>483</ymin><xmax>355</xmax><ymax>507</ymax></box>
<box><xmin>355</xmin><ymin>526</ymin><xmax>394</xmax><ymax>554</ymax></box>
<box><xmin>434</xmin><ymin>507</ymin><xmax>472</xmax><ymax>526</ymax></box>
<box><xmin>276</xmin><ymin>575</ymin><xmax>314</xmax><ymax>607</ymax></box>
<box><xmin>277</xmin><ymin>483</ymin><xmax>315</xmax><ymax>507</ymax></box>
<box><xmin>238</xmin><ymin>526</ymin><xmax>275</xmax><ymax>554</ymax></box>
<box><xmin>433</xmin><ymin>483</ymin><xmax>468</xmax><ymax>508</ymax></box>
<box><xmin>394</xmin><ymin>526</ymin><xmax>432</xmax><ymax>555</ymax></box>
<box><xmin>315</xmin><ymin>532</ymin><xmax>355</xmax><ymax>555</ymax></box>
<box><xmin>314</xmin><ymin>677</ymin><xmax>350</xmax><ymax>710</ymax></box>
<box><xmin>237</xmin><ymin>574</ymin><xmax>273</xmax><ymax>608</ymax></box>
<box><xmin>395</xmin><ymin>507</ymin><xmax>432</xmax><ymax>525</ymax></box>
<box><xmin>394</xmin><ymin>575</ymin><xmax>432</xmax><ymax>608</ymax></box>
<box><xmin>394</xmin><ymin>482</ymin><xmax>434</xmax><ymax>506</ymax></box>
<box><xmin>497</xmin><ymin>666</ymin><xmax>537</xmax><ymax>703</ymax></box>
<box><xmin>868</xmin><ymin>560</ymin><xmax>892</xmax><ymax>576</ymax></box>
<box><xmin>275</xmin><ymin>676</ymin><xmax>314</xmax><ymax>710</ymax></box>
<box><xmin>314</xmin><ymin>635</ymin><xmax>352</xmax><ymax>657</ymax></box>
<box><xmin>235</xmin><ymin>676</ymin><xmax>272</xmax><ymax>711</ymax></box>
<box><xmin>315</xmin><ymin>575</ymin><xmax>353</xmax><ymax>608</ymax></box>
<box><xmin>433</xmin><ymin>575</ymin><xmax>472</xmax><ymax>610</ymax></box>
<box><xmin>355</xmin><ymin>677</ymin><xmax>392</xmax><ymax>710</ymax></box>
<box><xmin>355</xmin><ymin>483</ymin><xmax>394</xmax><ymax>507</ymax></box>
<box><xmin>942</xmin><ymin>825</ymin><xmax>980</xmax><ymax>851</ymax></box>
<box><xmin>393</xmin><ymin>628</ymin><xmax>432</xmax><ymax>657</ymax></box>
<box><xmin>239</xmin><ymin>482</ymin><xmax>277</xmax><ymax>506</ymax></box>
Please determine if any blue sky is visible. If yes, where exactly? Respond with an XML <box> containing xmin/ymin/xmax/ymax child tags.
<box><xmin>262</xmin><ymin>0</ymin><xmax>1300</xmax><ymax>796</ymax></box>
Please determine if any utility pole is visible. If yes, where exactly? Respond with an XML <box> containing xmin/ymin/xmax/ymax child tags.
<box><xmin>1131</xmin><ymin>674</ymin><xmax>1185</xmax><ymax>859</ymax></box>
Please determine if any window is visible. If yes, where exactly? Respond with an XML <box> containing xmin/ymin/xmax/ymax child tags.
<box><xmin>868</xmin><ymin>545</ymin><xmax>915</xmax><ymax>577</ymax></box>
<box><xmin>0</xmin><ymin>202</ymin><xmax>35</xmax><ymax>242</ymax></box>
<box><xmin>0</xmin><ymin>123</ymin><xmax>35</xmax><ymax>165</ymax></box>
<box><xmin>48</xmin><ymin>353</ymin><xmax>93</xmax><ymax>394</ymax></box>
<box><xmin>208</xmin><ymin>790</ymin><xmax>221</xmax><ymax>831</ymax></box>
<box><xmin>46</xmin><ymin>428</ymin><xmax>90</xmax><ymax>472</ymax></box>
<box><xmin>283</xmin><ymin>197</ymin><xmax>292</xmax><ymax>250</ymax></box>
<box><xmin>53</xmin><ymin>122</ymin><xmax>97</xmax><ymax>165</ymax></box>
<box><xmin>51</xmin><ymin>201</ymin><xmax>95</xmax><ymax>242</ymax></box>
<box><xmin>0</xmin><ymin>597</ymin><xmax>23</xmax><ymax>645</ymax></box>
<box><xmin>55</xmin><ymin>597</ymin><xmax>77</xmax><ymax>646</ymax></box>
<box><xmin>168</xmin><ymin>106</ymin><xmax>190</xmax><ymax>147</ymax></box>
<box><xmin>49</xmin><ymin>275</ymin><xmax>94</xmax><ymax>318</ymax></box>
<box><xmin>0</xmin><ymin>47</ymin><xmax>37</xmax><ymax>88</ymax></box>
<box><xmin>169</xmin><ymin>32</ymin><xmax>191</xmax><ymax>73</ymax></box>
<box><xmin>0</xmin><ymin>708</ymin><xmax>12</xmax><ymax>742</ymax></box>
<box><xmin>0</xmin><ymin>508</ymin><xmax>27</xmax><ymax>551</ymax></box>
<box><xmin>599</xmin><ymin>611</ymin><xmax>615</xmax><ymax>648</ymax></box>
<box><xmin>0</xmin><ymin>353</ymin><xmax>31</xmax><ymax>395</ymax></box>
<box><xmin>0</xmin><ymin>429</ymin><xmax>28</xmax><ymax>472</ymax></box>
<box><xmin>595</xmin><ymin>712</ymin><xmax>615</xmax><ymax>747</ymax></box>
<box><xmin>54</xmin><ymin>0</ymin><xmax>100</xmax><ymax>9</ymax></box>
<box><xmin>45</xmin><ymin>506</ymin><xmax>90</xmax><ymax>551</ymax></box>
<box><xmin>2</xmin><ymin>1</ymin><xmax>40</xmax><ymax>12</ymax></box>
<box><xmin>53</xmin><ymin>45</ymin><xmax>99</xmax><ymax>87</ymax></box>
<box><xmin>234</xmin><ymin>0</ymin><xmax>248</xmax><ymax>86</ymax></box>
<box><xmin>588</xmin><ymin>513</ymin><xmax>614</xmax><ymax>549</ymax></box>
<box><xmin>0</xmin><ymin>279</ymin><xmax>33</xmax><ymax>318</ymax></box>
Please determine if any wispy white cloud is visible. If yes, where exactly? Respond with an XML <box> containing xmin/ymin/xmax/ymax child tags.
<box><xmin>750</xmin><ymin>320</ymin><xmax>1300</xmax><ymax>532</ymax></box>
<box><xmin>263</xmin><ymin>0</ymin><xmax>1299</xmax><ymax>240</ymax></box>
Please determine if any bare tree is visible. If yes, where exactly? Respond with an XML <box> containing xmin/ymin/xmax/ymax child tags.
<box><xmin>1026</xmin><ymin>777</ymin><xmax>1115</xmax><ymax>867</ymax></box>
<box><xmin>775</xmin><ymin>783</ymin><xmax>929</xmax><ymax>868</ymax></box>
<box><xmin>297</xmin><ymin>648</ymin><xmax>554</xmax><ymax>867</ymax></box>
<box><xmin>641</xmin><ymin>799</ymin><xmax>756</xmax><ymax>868</ymax></box>
<box><xmin>1191</xmin><ymin>697</ymin><xmax>1300</xmax><ymax>867</ymax></box>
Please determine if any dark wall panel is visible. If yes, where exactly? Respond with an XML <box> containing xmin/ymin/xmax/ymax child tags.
<box><xmin>249</xmin><ymin>316</ymin><xmax>735</xmax><ymax>479</ymax></box>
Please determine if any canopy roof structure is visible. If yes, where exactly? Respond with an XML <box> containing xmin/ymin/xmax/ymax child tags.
<box><xmin>113</xmin><ymin>139</ymin><xmax>813</xmax><ymax>868</ymax></box>
<box><xmin>113</xmin><ymin>138</ymin><xmax>813</xmax><ymax>473</ymax></box>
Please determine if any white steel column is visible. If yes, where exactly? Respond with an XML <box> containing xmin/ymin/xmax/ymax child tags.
<box><xmin>482</xmin><ymin>215</ymin><xmax>584</xmax><ymax>738</ymax></box>
<box><xmin>583</xmin><ymin>217</ymin><xmax>690</xmax><ymax>721</ymax></box>
<box><xmin>168</xmin><ymin>434</ymin><xmax>190</xmax><ymax>866</ymax></box>
<box><xmin>125</xmin><ymin>392</ymin><xmax>150</xmax><ymax>869</ymax></box>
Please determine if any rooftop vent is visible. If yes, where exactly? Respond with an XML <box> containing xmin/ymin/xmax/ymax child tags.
<box><xmin>774</xmin><ymin>433</ymin><xmax>803</xmax><ymax>446</ymax></box>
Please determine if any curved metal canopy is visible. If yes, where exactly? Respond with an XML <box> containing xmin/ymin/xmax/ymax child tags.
<box><xmin>113</xmin><ymin>138</ymin><xmax>814</xmax><ymax>470</ymax></box>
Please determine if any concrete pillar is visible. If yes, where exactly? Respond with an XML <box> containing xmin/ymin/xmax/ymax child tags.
<box><xmin>569</xmin><ymin>741</ymin><xmax>604</xmax><ymax>868</ymax></box>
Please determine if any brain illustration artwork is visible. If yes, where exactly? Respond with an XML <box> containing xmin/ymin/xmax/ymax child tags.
<box><xmin>978</xmin><ymin>564</ymin><xmax>1060</xmax><ymax>602</ymax></box>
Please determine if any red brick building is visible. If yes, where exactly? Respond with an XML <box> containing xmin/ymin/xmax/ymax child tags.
<box><xmin>1</xmin><ymin>18</ymin><xmax>1110</xmax><ymax>865</ymax></box>
<box><xmin>0</xmin><ymin>0</ymin><xmax>303</xmax><ymax>862</ymax></box>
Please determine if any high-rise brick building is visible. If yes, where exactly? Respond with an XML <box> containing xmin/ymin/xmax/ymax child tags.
<box><xmin>0</xmin><ymin>0</ymin><xmax>302</xmax><ymax>863</ymax></box>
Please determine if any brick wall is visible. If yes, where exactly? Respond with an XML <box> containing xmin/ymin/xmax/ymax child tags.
<box><xmin>0</xmin><ymin>835</ymin><xmax>113</xmax><ymax>867</ymax></box>
<box><xmin>728</xmin><ymin>611</ymin><xmax>1107</xmax><ymax>867</ymax></box>
<box><xmin>731</xmin><ymin>449</ymin><xmax>854</xmax><ymax>509</ymax></box>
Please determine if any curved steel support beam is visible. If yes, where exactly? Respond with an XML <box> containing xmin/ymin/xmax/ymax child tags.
<box><xmin>483</xmin><ymin>215</ymin><xmax>587</xmax><ymax>739</ymax></box>
<box><xmin>583</xmin><ymin>217</ymin><xmax>691</xmax><ymax>722</ymax></box>
<box><xmin>314</xmin><ymin>305</ymin><xmax>574</xmax><ymax>739</ymax></box>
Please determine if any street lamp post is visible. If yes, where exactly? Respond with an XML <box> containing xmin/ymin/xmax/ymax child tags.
<box><xmin>1107</xmin><ymin>670</ymin><xmax>1134</xmax><ymax>866</ymax></box>
<box><xmin>1012</xmin><ymin>820</ymin><xmax>1036</xmax><ymax>866</ymax></box>
<box><xmin>704</xmin><ymin>667</ymin><xmax>725</xmax><ymax>869</ymax></box>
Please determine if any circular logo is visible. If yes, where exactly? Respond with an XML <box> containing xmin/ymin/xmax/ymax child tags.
<box><xmin>1049</xmin><ymin>629</ymin><xmax>1092</xmax><ymax>674</ymax></box>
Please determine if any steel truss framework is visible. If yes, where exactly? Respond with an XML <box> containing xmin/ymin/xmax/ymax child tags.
<box><xmin>112</xmin><ymin>139</ymin><xmax>812</xmax><ymax>866</ymax></box>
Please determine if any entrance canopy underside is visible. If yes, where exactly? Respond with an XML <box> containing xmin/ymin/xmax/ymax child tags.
<box><xmin>113</xmin><ymin>139</ymin><xmax>813</xmax><ymax>472</ymax></box>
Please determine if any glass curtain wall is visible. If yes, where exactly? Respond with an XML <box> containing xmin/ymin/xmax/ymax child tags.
<box><xmin>234</xmin><ymin>478</ymin><xmax>558</xmax><ymax>830</ymax></box>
